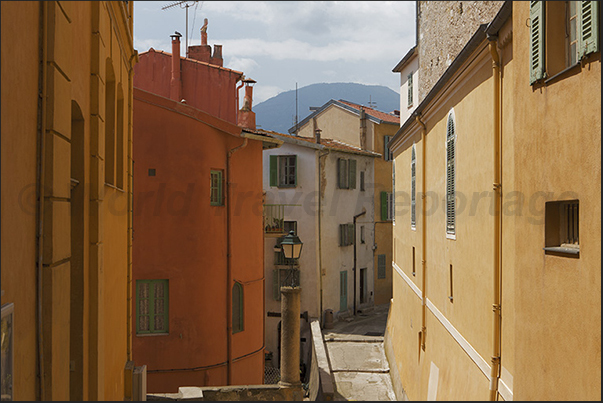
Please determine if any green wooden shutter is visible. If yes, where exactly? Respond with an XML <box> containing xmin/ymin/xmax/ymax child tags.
<box><xmin>348</xmin><ymin>223</ymin><xmax>355</xmax><ymax>245</ymax></box>
<box><xmin>378</xmin><ymin>254</ymin><xmax>386</xmax><ymax>279</ymax></box>
<box><xmin>348</xmin><ymin>159</ymin><xmax>357</xmax><ymax>189</ymax></box>
<box><xmin>407</xmin><ymin>73</ymin><xmax>413</xmax><ymax>107</ymax></box>
<box><xmin>579</xmin><ymin>1</ymin><xmax>599</xmax><ymax>59</ymax></box>
<box><xmin>338</xmin><ymin>158</ymin><xmax>348</xmax><ymax>189</ymax></box>
<box><xmin>381</xmin><ymin>191</ymin><xmax>388</xmax><ymax>221</ymax></box>
<box><xmin>383</xmin><ymin>136</ymin><xmax>392</xmax><ymax>161</ymax></box>
<box><xmin>339</xmin><ymin>224</ymin><xmax>345</xmax><ymax>246</ymax></box>
<box><xmin>446</xmin><ymin>113</ymin><xmax>456</xmax><ymax>235</ymax></box>
<box><xmin>269</xmin><ymin>155</ymin><xmax>278</xmax><ymax>186</ymax></box>
<box><xmin>529</xmin><ymin>1</ymin><xmax>545</xmax><ymax>84</ymax></box>
<box><xmin>232</xmin><ymin>282</ymin><xmax>243</xmax><ymax>333</ymax></box>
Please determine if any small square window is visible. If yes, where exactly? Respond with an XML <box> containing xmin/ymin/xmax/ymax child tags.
<box><xmin>148</xmin><ymin>169</ymin><xmax>156</xmax><ymax>176</ymax></box>
<box><xmin>544</xmin><ymin>200</ymin><xmax>579</xmax><ymax>255</ymax></box>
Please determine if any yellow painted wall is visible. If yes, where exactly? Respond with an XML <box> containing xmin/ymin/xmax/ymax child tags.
<box><xmin>387</xmin><ymin>3</ymin><xmax>600</xmax><ymax>400</ymax></box>
<box><xmin>1</xmin><ymin>1</ymin><xmax>136</xmax><ymax>400</ymax></box>
<box><xmin>510</xmin><ymin>3</ymin><xmax>601</xmax><ymax>400</ymax></box>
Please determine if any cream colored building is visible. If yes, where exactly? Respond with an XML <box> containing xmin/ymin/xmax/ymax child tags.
<box><xmin>295</xmin><ymin>100</ymin><xmax>400</xmax><ymax>306</ymax></box>
<box><xmin>386</xmin><ymin>1</ymin><xmax>600</xmax><ymax>401</ymax></box>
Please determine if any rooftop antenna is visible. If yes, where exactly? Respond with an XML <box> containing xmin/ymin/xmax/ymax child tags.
<box><xmin>162</xmin><ymin>1</ymin><xmax>199</xmax><ymax>57</ymax></box>
<box><xmin>368</xmin><ymin>95</ymin><xmax>377</xmax><ymax>109</ymax></box>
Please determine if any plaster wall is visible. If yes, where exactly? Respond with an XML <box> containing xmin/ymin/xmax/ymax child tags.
<box><xmin>296</xmin><ymin>105</ymin><xmax>374</xmax><ymax>150</ymax></box>
<box><xmin>320</xmin><ymin>151</ymin><xmax>375</xmax><ymax>316</ymax></box>
<box><xmin>132</xmin><ymin>90</ymin><xmax>264</xmax><ymax>393</ymax></box>
<box><xmin>510</xmin><ymin>4</ymin><xmax>601</xmax><ymax>400</ymax></box>
<box><xmin>397</xmin><ymin>56</ymin><xmax>419</xmax><ymax>125</ymax></box>
<box><xmin>262</xmin><ymin>142</ymin><xmax>319</xmax><ymax>367</ymax></box>
<box><xmin>1</xmin><ymin>1</ymin><xmax>135</xmax><ymax>400</ymax></box>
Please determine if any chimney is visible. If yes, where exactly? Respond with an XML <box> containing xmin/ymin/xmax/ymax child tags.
<box><xmin>211</xmin><ymin>44</ymin><xmax>223</xmax><ymax>67</ymax></box>
<box><xmin>237</xmin><ymin>78</ymin><xmax>257</xmax><ymax>130</ymax></box>
<box><xmin>314</xmin><ymin>128</ymin><xmax>322</xmax><ymax>144</ymax></box>
<box><xmin>170</xmin><ymin>31</ymin><xmax>182</xmax><ymax>101</ymax></box>
<box><xmin>188</xmin><ymin>18</ymin><xmax>212</xmax><ymax>63</ymax></box>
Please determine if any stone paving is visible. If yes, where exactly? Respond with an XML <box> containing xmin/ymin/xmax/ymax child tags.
<box><xmin>322</xmin><ymin>303</ymin><xmax>396</xmax><ymax>401</ymax></box>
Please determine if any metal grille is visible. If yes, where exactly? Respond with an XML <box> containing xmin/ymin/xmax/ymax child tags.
<box><xmin>264</xmin><ymin>365</ymin><xmax>281</xmax><ymax>384</ymax></box>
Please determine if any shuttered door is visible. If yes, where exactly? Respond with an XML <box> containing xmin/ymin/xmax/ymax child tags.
<box><xmin>340</xmin><ymin>271</ymin><xmax>348</xmax><ymax>311</ymax></box>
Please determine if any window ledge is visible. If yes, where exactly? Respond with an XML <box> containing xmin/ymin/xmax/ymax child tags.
<box><xmin>446</xmin><ymin>233</ymin><xmax>456</xmax><ymax>240</ymax></box>
<box><xmin>544</xmin><ymin>246</ymin><xmax>580</xmax><ymax>255</ymax></box>
<box><xmin>136</xmin><ymin>332</ymin><xmax>169</xmax><ymax>337</ymax></box>
<box><xmin>544</xmin><ymin>63</ymin><xmax>580</xmax><ymax>85</ymax></box>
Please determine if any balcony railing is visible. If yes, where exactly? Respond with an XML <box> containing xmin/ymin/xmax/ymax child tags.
<box><xmin>264</xmin><ymin>204</ymin><xmax>285</xmax><ymax>234</ymax></box>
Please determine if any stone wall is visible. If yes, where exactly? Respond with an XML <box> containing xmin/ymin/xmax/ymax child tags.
<box><xmin>417</xmin><ymin>1</ymin><xmax>504</xmax><ymax>101</ymax></box>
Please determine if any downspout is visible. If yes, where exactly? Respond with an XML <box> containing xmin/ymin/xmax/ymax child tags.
<box><xmin>487</xmin><ymin>35</ymin><xmax>502</xmax><ymax>401</ymax></box>
<box><xmin>353</xmin><ymin>209</ymin><xmax>366</xmax><ymax>316</ymax></box>
<box><xmin>36</xmin><ymin>2</ymin><xmax>49</xmax><ymax>399</ymax></box>
<box><xmin>415</xmin><ymin>114</ymin><xmax>427</xmax><ymax>351</ymax></box>
<box><xmin>317</xmin><ymin>147</ymin><xmax>329</xmax><ymax>326</ymax></box>
<box><xmin>126</xmin><ymin>48</ymin><xmax>138</xmax><ymax>362</ymax></box>
<box><xmin>226</xmin><ymin>137</ymin><xmax>248</xmax><ymax>384</ymax></box>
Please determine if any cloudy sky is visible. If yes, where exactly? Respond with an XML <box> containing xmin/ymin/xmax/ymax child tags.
<box><xmin>133</xmin><ymin>1</ymin><xmax>416</xmax><ymax>104</ymax></box>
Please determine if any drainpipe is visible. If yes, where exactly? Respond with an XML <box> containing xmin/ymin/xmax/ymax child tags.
<box><xmin>487</xmin><ymin>34</ymin><xmax>502</xmax><ymax>401</ymax></box>
<box><xmin>226</xmin><ymin>137</ymin><xmax>248</xmax><ymax>384</ymax></box>
<box><xmin>415</xmin><ymin>114</ymin><xmax>427</xmax><ymax>351</ymax></box>
<box><xmin>36</xmin><ymin>2</ymin><xmax>48</xmax><ymax>399</ymax></box>
<box><xmin>353</xmin><ymin>209</ymin><xmax>366</xmax><ymax>316</ymax></box>
<box><xmin>317</xmin><ymin>146</ymin><xmax>329</xmax><ymax>326</ymax></box>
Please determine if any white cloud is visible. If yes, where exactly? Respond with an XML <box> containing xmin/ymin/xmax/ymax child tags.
<box><xmin>226</xmin><ymin>57</ymin><xmax>260</xmax><ymax>75</ymax></box>
<box><xmin>253</xmin><ymin>84</ymin><xmax>285</xmax><ymax>105</ymax></box>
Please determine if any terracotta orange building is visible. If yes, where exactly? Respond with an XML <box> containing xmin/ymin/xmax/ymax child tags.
<box><xmin>132</xmin><ymin>29</ymin><xmax>281</xmax><ymax>393</ymax></box>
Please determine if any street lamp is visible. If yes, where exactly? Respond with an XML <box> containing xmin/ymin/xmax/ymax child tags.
<box><xmin>279</xmin><ymin>230</ymin><xmax>303</xmax><ymax>287</ymax></box>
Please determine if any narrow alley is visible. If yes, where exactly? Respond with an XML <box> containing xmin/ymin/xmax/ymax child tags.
<box><xmin>322</xmin><ymin>303</ymin><xmax>396</xmax><ymax>401</ymax></box>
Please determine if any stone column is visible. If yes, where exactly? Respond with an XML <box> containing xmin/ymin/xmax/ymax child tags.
<box><xmin>279</xmin><ymin>286</ymin><xmax>301</xmax><ymax>388</ymax></box>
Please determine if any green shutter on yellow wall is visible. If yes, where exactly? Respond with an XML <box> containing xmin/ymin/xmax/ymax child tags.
<box><xmin>529</xmin><ymin>1</ymin><xmax>545</xmax><ymax>84</ymax></box>
<box><xmin>270</xmin><ymin>155</ymin><xmax>278</xmax><ymax>186</ymax></box>
<box><xmin>377</xmin><ymin>254</ymin><xmax>386</xmax><ymax>279</ymax></box>
<box><xmin>579</xmin><ymin>1</ymin><xmax>600</xmax><ymax>59</ymax></box>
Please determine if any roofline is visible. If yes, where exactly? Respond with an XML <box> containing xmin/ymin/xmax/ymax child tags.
<box><xmin>391</xmin><ymin>1</ymin><xmax>511</xmax><ymax>147</ymax></box>
<box><xmin>288</xmin><ymin>99</ymin><xmax>395</xmax><ymax>134</ymax></box>
<box><xmin>138</xmin><ymin>48</ymin><xmax>244</xmax><ymax>77</ymax></box>
<box><xmin>392</xmin><ymin>45</ymin><xmax>418</xmax><ymax>73</ymax></box>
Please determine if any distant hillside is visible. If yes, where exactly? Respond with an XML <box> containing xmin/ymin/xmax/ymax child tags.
<box><xmin>254</xmin><ymin>82</ymin><xmax>400</xmax><ymax>134</ymax></box>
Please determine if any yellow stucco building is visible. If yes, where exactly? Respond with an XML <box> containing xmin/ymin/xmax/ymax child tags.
<box><xmin>1</xmin><ymin>1</ymin><xmax>138</xmax><ymax>400</ymax></box>
<box><xmin>386</xmin><ymin>1</ymin><xmax>600</xmax><ymax>400</ymax></box>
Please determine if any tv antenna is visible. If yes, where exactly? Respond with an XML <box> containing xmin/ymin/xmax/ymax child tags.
<box><xmin>368</xmin><ymin>95</ymin><xmax>377</xmax><ymax>109</ymax></box>
<box><xmin>162</xmin><ymin>1</ymin><xmax>200</xmax><ymax>57</ymax></box>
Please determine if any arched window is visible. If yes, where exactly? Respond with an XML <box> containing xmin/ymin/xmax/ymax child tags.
<box><xmin>232</xmin><ymin>282</ymin><xmax>244</xmax><ymax>333</ymax></box>
<box><xmin>411</xmin><ymin>144</ymin><xmax>416</xmax><ymax>228</ymax></box>
<box><xmin>446</xmin><ymin>109</ymin><xmax>456</xmax><ymax>236</ymax></box>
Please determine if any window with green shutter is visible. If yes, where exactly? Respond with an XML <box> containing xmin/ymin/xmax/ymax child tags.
<box><xmin>411</xmin><ymin>144</ymin><xmax>417</xmax><ymax>228</ymax></box>
<box><xmin>337</xmin><ymin>158</ymin><xmax>357</xmax><ymax>189</ymax></box>
<box><xmin>210</xmin><ymin>170</ymin><xmax>223</xmax><ymax>206</ymax></box>
<box><xmin>446</xmin><ymin>110</ymin><xmax>456</xmax><ymax>236</ymax></box>
<box><xmin>339</xmin><ymin>223</ymin><xmax>354</xmax><ymax>246</ymax></box>
<box><xmin>269</xmin><ymin>155</ymin><xmax>297</xmax><ymax>187</ymax></box>
<box><xmin>136</xmin><ymin>279</ymin><xmax>169</xmax><ymax>334</ymax></box>
<box><xmin>377</xmin><ymin>254</ymin><xmax>386</xmax><ymax>279</ymax></box>
<box><xmin>529</xmin><ymin>1</ymin><xmax>546</xmax><ymax>84</ymax></box>
<box><xmin>232</xmin><ymin>282</ymin><xmax>244</xmax><ymax>333</ymax></box>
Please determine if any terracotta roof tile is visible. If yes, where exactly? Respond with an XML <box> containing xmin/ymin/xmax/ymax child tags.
<box><xmin>338</xmin><ymin>100</ymin><xmax>400</xmax><ymax>124</ymax></box>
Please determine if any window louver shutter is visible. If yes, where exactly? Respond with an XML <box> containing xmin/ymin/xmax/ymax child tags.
<box><xmin>381</xmin><ymin>191</ymin><xmax>388</xmax><ymax>221</ymax></box>
<box><xmin>407</xmin><ymin>74</ymin><xmax>413</xmax><ymax>107</ymax></box>
<box><xmin>339</xmin><ymin>224</ymin><xmax>345</xmax><ymax>246</ymax></box>
<box><xmin>269</xmin><ymin>155</ymin><xmax>278</xmax><ymax>186</ymax></box>
<box><xmin>348</xmin><ymin>223</ymin><xmax>355</xmax><ymax>245</ymax></box>
<box><xmin>529</xmin><ymin>1</ymin><xmax>545</xmax><ymax>84</ymax></box>
<box><xmin>338</xmin><ymin>158</ymin><xmax>347</xmax><ymax>189</ymax></box>
<box><xmin>579</xmin><ymin>1</ymin><xmax>600</xmax><ymax>59</ymax></box>
<box><xmin>446</xmin><ymin>115</ymin><xmax>456</xmax><ymax>234</ymax></box>
<box><xmin>348</xmin><ymin>159</ymin><xmax>357</xmax><ymax>189</ymax></box>
<box><xmin>378</xmin><ymin>254</ymin><xmax>386</xmax><ymax>279</ymax></box>
<box><xmin>293</xmin><ymin>155</ymin><xmax>298</xmax><ymax>186</ymax></box>
<box><xmin>411</xmin><ymin>145</ymin><xmax>416</xmax><ymax>227</ymax></box>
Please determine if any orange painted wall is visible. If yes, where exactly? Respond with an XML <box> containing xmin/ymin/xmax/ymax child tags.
<box><xmin>133</xmin><ymin>50</ymin><xmax>241</xmax><ymax>124</ymax></box>
<box><xmin>132</xmin><ymin>88</ymin><xmax>265</xmax><ymax>393</ymax></box>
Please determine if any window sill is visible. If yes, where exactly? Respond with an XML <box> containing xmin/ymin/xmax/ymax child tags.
<box><xmin>104</xmin><ymin>183</ymin><xmax>125</xmax><ymax>193</ymax></box>
<box><xmin>544</xmin><ymin>63</ymin><xmax>581</xmax><ymax>86</ymax></box>
<box><xmin>136</xmin><ymin>332</ymin><xmax>169</xmax><ymax>337</ymax></box>
<box><xmin>544</xmin><ymin>246</ymin><xmax>580</xmax><ymax>256</ymax></box>
<box><xmin>446</xmin><ymin>233</ymin><xmax>456</xmax><ymax>240</ymax></box>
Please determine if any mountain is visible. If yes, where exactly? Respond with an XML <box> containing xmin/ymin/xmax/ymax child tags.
<box><xmin>253</xmin><ymin>82</ymin><xmax>400</xmax><ymax>134</ymax></box>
